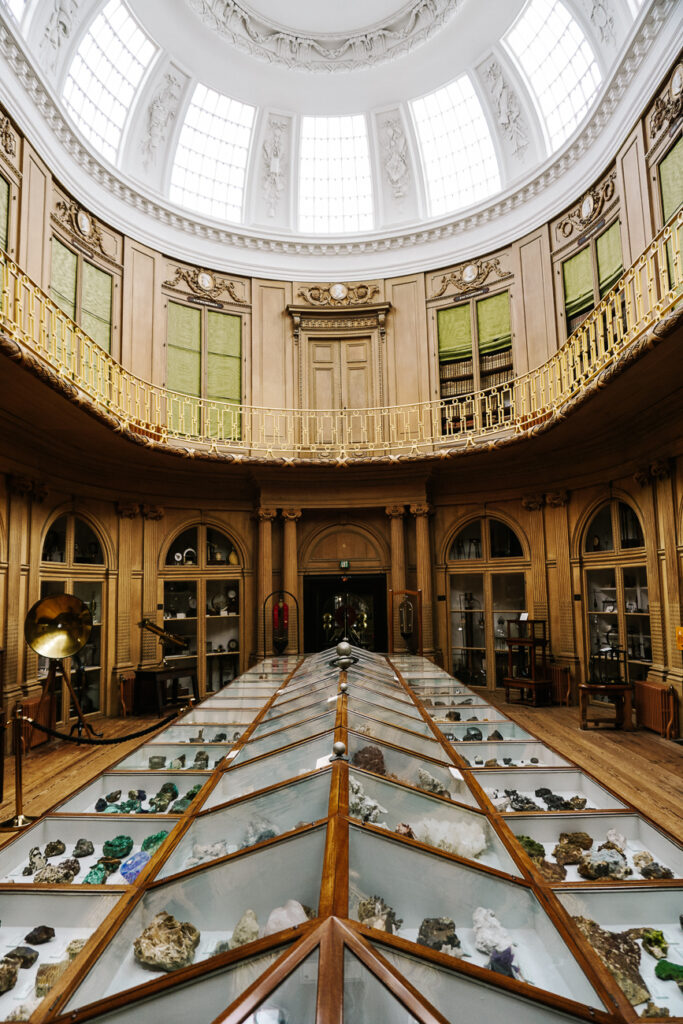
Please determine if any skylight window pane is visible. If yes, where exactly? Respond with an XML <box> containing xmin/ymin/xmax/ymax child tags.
<box><xmin>504</xmin><ymin>0</ymin><xmax>601</xmax><ymax>152</ymax></box>
<box><xmin>3</xmin><ymin>0</ymin><xmax>26</xmax><ymax>21</ymax></box>
<box><xmin>411</xmin><ymin>75</ymin><xmax>500</xmax><ymax>218</ymax></box>
<box><xmin>170</xmin><ymin>84</ymin><xmax>255</xmax><ymax>223</ymax></box>
<box><xmin>63</xmin><ymin>0</ymin><xmax>155</xmax><ymax>164</ymax></box>
<box><xmin>298</xmin><ymin>115</ymin><xmax>374</xmax><ymax>234</ymax></box>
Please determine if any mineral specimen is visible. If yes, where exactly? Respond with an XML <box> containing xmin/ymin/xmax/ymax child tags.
<box><xmin>66</xmin><ymin>939</ymin><xmax>87</xmax><ymax>960</ymax></box>
<box><xmin>0</xmin><ymin>958</ymin><xmax>19</xmax><ymax>994</ymax></box>
<box><xmin>73</xmin><ymin>838</ymin><xmax>94</xmax><ymax>858</ymax></box>
<box><xmin>351</xmin><ymin>745</ymin><xmax>386</xmax><ymax>775</ymax></box>
<box><xmin>417</xmin><ymin>768</ymin><xmax>450</xmax><ymax>799</ymax></box>
<box><xmin>640</xmin><ymin>861</ymin><xmax>674</xmax><ymax>879</ymax></box>
<box><xmin>264</xmin><ymin>899</ymin><xmax>310</xmax><ymax>936</ymax></box>
<box><xmin>242</xmin><ymin>820</ymin><xmax>281</xmax><ymax>846</ymax></box>
<box><xmin>349</xmin><ymin>776</ymin><xmax>387</xmax><ymax>824</ymax></box>
<box><xmin>34</xmin><ymin>860</ymin><xmax>79</xmax><ymax>884</ymax></box>
<box><xmin>654</xmin><ymin>960</ymin><xmax>683</xmax><ymax>984</ymax></box>
<box><xmin>106</xmin><ymin>791</ymin><xmax>122</xmax><ymax>804</ymax></box>
<box><xmin>35</xmin><ymin>960</ymin><xmax>69</xmax><ymax>996</ymax></box>
<box><xmin>463</xmin><ymin>727</ymin><xmax>483</xmax><ymax>741</ymax></box>
<box><xmin>559</xmin><ymin>832</ymin><xmax>593</xmax><ymax>849</ymax></box>
<box><xmin>357</xmin><ymin>895</ymin><xmax>402</xmax><ymax>934</ymax></box>
<box><xmin>150</xmin><ymin>782</ymin><xmax>179</xmax><ymax>812</ymax></box>
<box><xmin>633</xmin><ymin>851</ymin><xmax>654</xmax><ymax>871</ymax></box>
<box><xmin>6</xmin><ymin>947</ymin><xmax>38</xmax><ymax>969</ymax></box>
<box><xmin>120</xmin><ymin>851</ymin><xmax>151</xmax><ymax>883</ymax></box>
<box><xmin>395</xmin><ymin>823</ymin><xmax>416</xmax><ymax>839</ymax></box>
<box><xmin>504</xmin><ymin>790</ymin><xmax>540</xmax><ymax>812</ymax></box>
<box><xmin>643</xmin><ymin>1002</ymin><xmax>670</xmax><ymax>1018</ymax></box>
<box><xmin>141</xmin><ymin>830</ymin><xmax>169</xmax><ymax>854</ymax></box>
<box><xmin>96</xmin><ymin>856</ymin><xmax>121</xmax><ymax>876</ymax></box>
<box><xmin>488</xmin><ymin>730</ymin><xmax>504</xmax><ymax>741</ymax></box>
<box><xmin>192</xmin><ymin>751</ymin><xmax>209</xmax><ymax>769</ymax></box>
<box><xmin>212</xmin><ymin>732</ymin><xmax>228</xmax><ymax>742</ymax></box>
<box><xmin>228</xmin><ymin>909</ymin><xmax>260</xmax><ymax>949</ymax></box>
<box><xmin>133</xmin><ymin>911</ymin><xmax>200</xmax><ymax>972</ymax></box>
<box><xmin>169</xmin><ymin>755</ymin><xmax>186</xmax><ymax>769</ymax></box>
<box><xmin>24</xmin><ymin>925</ymin><xmax>54</xmax><ymax>945</ymax></box>
<box><xmin>95</xmin><ymin>798</ymin><xmax>108</xmax><ymax>812</ymax></box>
<box><xmin>641</xmin><ymin>929</ymin><xmax>669</xmax><ymax>959</ymax></box>
<box><xmin>44</xmin><ymin>840</ymin><xmax>66</xmax><ymax>858</ymax></box>
<box><xmin>606</xmin><ymin>828</ymin><xmax>626</xmax><ymax>850</ymax></box>
<box><xmin>83</xmin><ymin>864</ymin><xmax>107</xmax><ymax>885</ymax></box>
<box><xmin>473</xmin><ymin>908</ymin><xmax>514</xmax><ymax>954</ymax></box>
<box><xmin>535</xmin><ymin>858</ymin><xmax>567</xmax><ymax>882</ymax></box>
<box><xmin>185</xmin><ymin>839</ymin><xmax>229</xmax><ymax>867</ymax></box>
<box><xmin>414</xmin><ymin>817</ymin><xmax>487</xmax><ymax>860</ymax></box>
<box><xmin>485</xmin><ymin>758</ymin><xmax>499</xmax><ymax>767</ymax></box>
<box><xmin>489</xmin><ymin>946</ymin><xmax>524</xmax><ymax>980</ymax></box>
<box><xmin>517</xmin><ymin>835</ymin><xmax>545</xmax><ymax>860</ymax></box>
<box><xmin>22</xmin><ymin>846</ymin><xmax>47</xmax><ymax>876</ymax></box>
<box><xmin>103</xmin><ymin>835</ymin><xmax>133</xmax><ymax>859</ymax></box>
<box><xmin>417</xmin><ymin>917</ymin><xmax>461</xmax><ymax>955</ymax></box>
<box><xmin>189</xmin><ymin>730</ymin><xmax>204</xmax><ymax>742</ymax></box>
<box><xmin>577</xmin><ymin>848</ymin><xmax>632</xmax><ymax>880</ymax></box>
<box><xmin>574</xmin><ymin>916</ymin><xmax>650</xmax><ymax>1006</ymax></box>
<box><xmin>148</xmin><ymin>755</ymin><xmax>166</xmax><ymax>769</ymax></box>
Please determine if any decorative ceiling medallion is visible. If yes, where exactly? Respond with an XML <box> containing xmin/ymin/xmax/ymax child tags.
<box><xmin>557</xmin><ymin>170</ymin><xmax>616</xmax><ymax>239</ymax></box>
<box><xmin>431</xmin><ymin>257</ymin><xmax>511</xmax><ymax>298</ymax></box>
<box><xmin>649</xmin><ymin>63</ymin><xmax>683</xmax><ymax>141</ymax></box>
<box><xmin>186</xmin><ymin>0</ymin><xmax>461</xmax><ymax>72</ymax></box>
<box><xmin>163</xmin><ymin>265</ymin><xmax>246</xmax><ymax>303</ymax></box>
<box><xmin>298</xmin><ymin>282</ymin><xmax>380</xmax><ymax>306</ymax></box>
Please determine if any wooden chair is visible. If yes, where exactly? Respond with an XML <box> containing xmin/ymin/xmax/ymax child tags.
<box><xmin>579</xmin><ymin>648</ymin><xmax>634</xmax><ymax>730</ymax></box>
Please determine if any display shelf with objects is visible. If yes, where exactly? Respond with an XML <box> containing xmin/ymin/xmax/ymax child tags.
<box><xmin>503</xmin><ymin>619</ymin><xmax>552</xmax><ymax>707</ymax></box>
<box><xmin>1</xmin><ymin>645</ymin><xmax>681</xmax><ymax>1023</ymax></box>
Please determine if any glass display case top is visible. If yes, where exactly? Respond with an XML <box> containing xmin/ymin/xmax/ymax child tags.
<box><xmin>344</xmin><ymin>949</ymin><xmax>421</xmax><ymax>1022</ymax></box>
<box><xmin>231</xmin><ymin>711</ymin><xmax>337</xmax><ymax>765</ymax></box>
<box><xmin>348</xmin><ymin>697</ymin><xmax>433</xmax><ymax>736</ymax></box>
<box><xmin>54</xmin><ymin>772</ymin><xmax>209</xmax><ymax>815</ymax></box>
<box><xmin>473</xmin><ymin>768</ymin><xmax>627</xmax><ymax>813</ymax></box>
<box><xmin>346</xmin><ymin>711</ymin><xmax>443</xmax><ymax>760</ymax></box>
<box><xmin>457</xmin><ymin>741</ymin><xmax>572</xmax><ymax>770</ymax></box>
<box><xmin>435</xmin><ymin>721</ymin><xmax>534</xmax><ymax>744</ymax></box>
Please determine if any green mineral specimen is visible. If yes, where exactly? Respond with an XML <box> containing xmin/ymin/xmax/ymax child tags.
<box><xmin>517</xmin><ymin>835</ymin><xmax>545</xmax><ymax>860</ymax></box>
<box><xmin>141</xmin><ymin>830</ymin><xmax>169</xmax><ymax>854</ymax></box>
<box><xmin>654</xmin><ymin>960</ymin><xmax>683</xmax><ymax>983</ymax></box>
<box><xmin>102</xmin><ymin>835</ymin><xmax>133</xmax><ymax>859</ymax></box>
<box><xmin>83</xmin><ymin>864</ymin><xmax>107</xmax><ymax>885</ymax></box>
<box><xmin>642</xmin><ymin>929</ymin><xmax>668</xmax><ymax>959</ymax></box>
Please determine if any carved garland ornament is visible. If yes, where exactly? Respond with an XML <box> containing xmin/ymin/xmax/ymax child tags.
<box><xmin>0</xmin><ymin>114</ymin><xmax>17</xmax><ymax>159</ymax></box>
<box><xmin>431</xmin><ymin>258</ymin><xmax>512</xmax><ymax>299</ymax></box>
<box><xmin>262</xmin><ymin>117</ymin><xmax>288</xmax><ymax>218</ymax></box>
<box><xmin>483</xmin><ymin>60</ymin><xmax>529</xmax><ymax>158</ymax></box>
<box><xmin>298</xmin><ymin>283</ymin><xmax>380</xmax><ymax>307</ymax></box>
<box><xmin>649</xmin><ymin>63</ymin><xmax>683</xmax><ymax>141</ymax></box>
<box><xmin>163</xmin><ymin>265</ymin><xmax>246</xmax><ymax>304</ymax></box>
<box><xmin>557</xmin><ymin>171</ymin><xmax>616</xmax><ymax>239</ymax></box>
<box><xmin>53</xmin><ymin>198</ymin><xmax>113</xmax><ymax>260</ymax></box>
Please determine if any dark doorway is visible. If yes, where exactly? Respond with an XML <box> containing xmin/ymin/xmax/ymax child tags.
<box><xmin>303</xmin><ymin>574</ymin><xmax>388</xmax><ymax>653</ymax></box>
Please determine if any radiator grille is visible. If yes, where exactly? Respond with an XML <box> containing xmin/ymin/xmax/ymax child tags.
<box><xmin>634</xmin><ymin>680</ymin><xmax>679</xmax><ymax>739</ymax></box>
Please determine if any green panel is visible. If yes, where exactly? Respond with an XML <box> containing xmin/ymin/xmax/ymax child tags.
<box><xmin>596</xmin><ymin>221</ymin><xmax>624</xmax><ymax>297</ymax></box>
<box><xmin>437</xmin><ymin>304</ymin><xmax>471</xmax><ymax>362</ymax></box>
<box><xmin>562</xmin><ymin>246</ymin><xmax>594</xmax><ymax>320</ymax></box>
<box><xmin>167</xmin><ymin>301</ymin><xmax>201</xmax><ymax>396</ymax></box>
<box><xmin>0</xmin><ymin>174</ymin><xmax>9</xmax><ymax>253</ymax></box>
<box><xmin>659</xmin><ymin>135</ymin><xmax>683</xmax><ymax>222</ymax></box>
<box><xmin>81</xmin><ymin>260</ymin><xmax>112</xmax><ymax>352</ymax></box>
<box><xmin>476</xmin><ymin>290</ymin><xmax>512</xmax><ymax>355</ymax></box>
<box><xmin>50</xmin><ymin>237</ymin><xmax>77</xmax><ymax>320</ymax></box>
<box><xmin>207</xmin><ymin>310</ymin><xmax>241</xmax><ymax>401</ymax></box>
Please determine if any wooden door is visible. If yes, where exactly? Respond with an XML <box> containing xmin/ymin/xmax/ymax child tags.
<box><xmin>307</xmin><ymin>337</ymin><xmax>374</xmax><ymax>445</ymax></box>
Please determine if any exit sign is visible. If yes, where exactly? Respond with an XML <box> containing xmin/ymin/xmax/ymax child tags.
<box><xmin>340</xmin><ymin>559</ymin><xmax>349</xmax><ymax>569</ymax></box>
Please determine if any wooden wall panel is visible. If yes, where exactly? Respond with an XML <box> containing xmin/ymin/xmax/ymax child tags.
<box><xmin>385</xmin><ymin>275</ymin><xmax>430</xmax><ymax>407</ymax></box>
<box><xmin>122</xmin><ymin>239</ymin><xmax>162</xmax><ymax>384</ymax></box>
<box><xmin>18</xmin><ymin>144</ymin><xmax>50</xmax><ymax>289</ymax></box>
<box><xmin>616</xmin><ymin>124</ymin><xmax>654</xmax><ymax>265</ymax></box>
<box><xmin>513</xmin><ymin>226</ymin><xmax>557</xmax><ymax>372</ymax></box>
<box><xmin>252</xmin><ymin>280</ymin><xmax>292</xmax><ymax>409</ymax></box>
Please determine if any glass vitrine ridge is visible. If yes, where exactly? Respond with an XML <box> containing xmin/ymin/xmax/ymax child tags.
<box><xmin>0</xmin><ymin>648</ymin><xmax>680</xmax><ymax>1022</ymax></box>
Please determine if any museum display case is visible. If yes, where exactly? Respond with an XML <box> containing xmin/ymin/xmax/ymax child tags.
<box><xmin>2</xmin><ymin>642</ymin><xmax>681</xmax><ymax>1023</ymax></box>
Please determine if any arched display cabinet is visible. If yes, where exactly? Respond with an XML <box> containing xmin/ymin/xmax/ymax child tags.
<box><xmin>581</xmin><ymin>499</ymin><xmax>651</xmax><ymax>682</ymax></box>
<box><xmin>39</xmin><ymin>512</ymin><xmax>108</xmax><ymax>722</ymax></box>
<box><xmin>160</xmin><ymin>524</ymin><xmax>243</xmax><ymax>695</ymax></box>
<box><xmin>446</xmin><ymin>516</ymin><xmax>529</xmax><ymax>690</ymax></box>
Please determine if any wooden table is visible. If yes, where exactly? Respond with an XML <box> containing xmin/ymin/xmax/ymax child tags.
<box><xmin>579</xmin><ymin>682</ymin><xmax>634</xmax><ymax>730</ymax></box>
<box><xmin>504</xmin><ymin>676</ymin><xmax>552</xmax><ymax>706</ymax></box>
<box><xmin>134</xmin><ymin>663</ymin><xmax>199</xmax><ymax>717</ymax></box>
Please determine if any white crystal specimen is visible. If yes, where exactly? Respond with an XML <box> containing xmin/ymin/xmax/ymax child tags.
<box><xmin>473</xmin><ymin>907</ymin><xmax>515</xmax><ymax>953</ymax></box>
<box><xmin>263</xmin><ymin>899</ymin><xmax>309</xmax><ymax>936</ymax></box>
<box><xmin>414</xmin><ymin>817</ymin><xmax>487</xmax><ymax>860</ymax></box>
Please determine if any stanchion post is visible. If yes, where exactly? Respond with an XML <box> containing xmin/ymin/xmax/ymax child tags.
<box><xmin>0</xmin><ymin>704</ymin><xmax>38</xmax><ymax>830</ymax></box>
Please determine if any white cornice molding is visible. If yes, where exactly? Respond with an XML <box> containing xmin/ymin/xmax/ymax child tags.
<box><xmin>0</xmin><ymin>0</ymin><xmax>679</xmax><ymax>279</ymax></box>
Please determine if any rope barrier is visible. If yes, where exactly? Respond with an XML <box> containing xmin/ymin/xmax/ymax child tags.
<box><xmin>22</xmin><ymin>711</ymin><xmax>181</xmax><ymax>745</ymax></box>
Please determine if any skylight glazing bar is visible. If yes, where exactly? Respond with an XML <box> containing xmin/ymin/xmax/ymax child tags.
<box><xmin>298</xmin><ymin>115</ymin><xmax>374</xmax><ymax>234</ymax></box>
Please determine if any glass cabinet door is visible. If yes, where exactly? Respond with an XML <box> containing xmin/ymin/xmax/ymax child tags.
<box><xmin>206</xmin><ymin>579</ymin><xmax>240</xmax><ymax>692</ymax></box>
<box><xmin>450</xmin><ymin>573</ymin><xmax>485</xmax><ymax>686</ymax></box>
<box><xmin>623</xmin><ymin>566</ymin><xmax>651</xmax><ymax>681</ymax></box>
<box><xmin>72</xmin><ymin>580</ymin><xmax>103</xmax><ymax>713</ymax></box>
<box><xmin>585</xmin><ymin>566</ymin><xmax>651</xmax><ymax>681</ymax></box>
<box><xmin>492</xmin><ymin>572</ymin><xmax>526</xmax><ymax>686</ymax></box>
<box><xmin>163</xmin><ymin>580</ymin><xmax>198</xmax><ymax>657</ymax></box>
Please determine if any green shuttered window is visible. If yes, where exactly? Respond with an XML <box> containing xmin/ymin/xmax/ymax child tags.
<box><xmin>596</xmin><ymin>221</ymin><xmax>623</xmax><ymax>298</ymax></box>
<box><xmin>476</xmin><ymin>291</ymin><xmax>512</xmax><ymax>355</ymax></box>
<box><xmin>659</xmin><ymin>135</ymin><xmax>683</xmax><ymax>222</ymax></box>
<box><xmin>207</xmin><ymin>310</ymin><xmax>241</xmax><ymax>402</ymax></box>
<box><xmin>167</xmin><ymin>301</ymin><xmax>201</xmax><ymax>395</ymax></box>
<box><xmin>81</xmin><ymin>260</ymin><xmax>113</xmax><ymax>353</ymax></box>
<box><xmin>563</xmin><ymin>246</ymin><xmax>593</xmax><ymax>321</ymax></box>
<box><xmin>0</xmin><ymin>174</ymin><xmax>9</xmax><ymax>253</ymax></box>
<box><xmin>437</xmin><ymin>304</ymin><xmax>471</xmax><ymax>362</ymax></box>
<box><xmin>50</xmin><ymin>238</ymin><xmax>78</xmax><ymax>321</ymax></box>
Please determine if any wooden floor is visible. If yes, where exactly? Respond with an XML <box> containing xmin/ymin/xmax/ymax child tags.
<box><xmin>0</xmin><ymin>702</ymin><xmax>681</xmax><ymax>848</ymax></box>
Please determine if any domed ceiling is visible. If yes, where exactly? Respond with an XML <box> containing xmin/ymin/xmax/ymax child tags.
<box><xmin>0</xmin><ymin>0</ymin><xmax>679</xmax><ymax>276</ymax></box>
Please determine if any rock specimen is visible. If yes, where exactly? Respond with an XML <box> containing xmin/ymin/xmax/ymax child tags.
<box><xmin>264</xmin><ymin>899</ymin><xmax>309</xmax><ymax>936</ymax></box>
<box><xmin>414</xmin><ymin>817</ymin><xmax>487</xmax><ymax>860</ymax></box>
<box><xmin>535</xmin><ymin>858</ymin><xmax>567</xmax><ymax>882</ymax></box>
<box><xmin>103</xmin><ymin>835</ymin><xmax>133</xmax><ymax>859</ymax></box>
<box><xmin>605</xmin><ymin>828</ymin><xmax>626</xmax><ymax>850</ymax></box>
<box><xmin>473</xmin><ymin>908</ymin><xmax>514</xmax><ymax>955</ymax></box>
<box><xmin>417</xmin><ymin>768</ymin><xmax>450</xmax><ymax>799</ymax></box>
<box><xmin>83</xmin><ymin>864</ymin><xmax>107</xmax><ymax>885</ymax></box>
<box><xmin>141</xmin><ymin>830</ymin><xmax>169</xmax><ymax>855</ymax></box>
<box><xmin>517</xmin><ymin>835</ymin><xmax>545</xmax><ymax>860</ymax></box>
<box><xmin>535</xmin><ymin>787</ymin><xmax>581</xmax><ymax>811</ymax></box>
<box><xmin>6</xmin><ymin>947</ymin><xmax>38</xmax><ymax>969</ymax></box>
<box><xmin>44</xmin><ymin>839</ymin><xmax>66</xmax><ymax>858</ymax></box>
<box><xmin>228</xmin><ymin>909</ymin><xmax>260</xmax><ymax>949</ymax></box>
<box><xmin>351</xmin><ymin>745</ymin><xmax>386</xmax><ymax>775</ymax></box>
<box><xmin>503</xmin><ymin>790</ymin><xmax>540</xmax><ymax>812</ymax></box>
<box><xmin>654</xmin><ymin>960</ymin><xmax>683</xmax><ymax>985</ymax></box>
<box><xmin>530</xmin><ymin>757</ymin><xmax>539</xmax><ymax>764</ymax></box>
<box><xmin>643</xmin><ymin>1002</ymin><xmax>670</xmax><ymax>1018</ymax></box>
<box><xmin>577</xmin><ymin>848</ymin><xmax>631</xmax><ymax>880</ymax></box>
<box><xmin>24</xmin><ymin>925</ymin><xmax>54</xmax><ymax>945</ymax></box>
<box><xmin>192</xmin><ymin>751</ymin><xmax>209</xmax><ymax>770</ymax></box>
<box><xmin>150</xmin><ymin>782</ymin><xmax>179</xmax><ymax>813</ymax></box>
<box><xmin>485</xmin><ymin>758</ymin><xmax>499</xmax><ymax>767</ymax></box>
<box><xmin>641</xmin><ymin>861</ymin><xmax>674</xmax><ymax>879</ymax></box>
<box><xmin>242</xmin><ymin>820</ymin><xmax>281</xmax><ymax>846</ymax></box>
<box><xmin>169</xmin><ymin>754</ymin><xmax>186</xmax><ymax>769</ymax></box>
<box><xmin>445</xmin><ymin>710</ymin><xmax>460</xmax><ymax>721</ymax></box>
<box><xmin>463</xmin><ymin>727</ymin><xmax>483</xmax><ymax>741</ymax></box>
<box><xmin>120</xmin><ymin>851</ymin><xmax>151</xmax><ymax>883</ymax></box>
<box><xmin>641</xmin><ymin>929</ymin><xmax>668</xmax><ymax>960</ymax></box>
<box><xmin>417</xmin><ymin>917</ymin><xmax>461</xmax><ymax>955</ymax></box>
<box><xmin>106</xmin><ymin>791</ymin><xmax>122</xmax><ymax>804</ymax></box>
<box><xmin>574</xmin><ymin>916</ymin><xmax>650</xmax><ymax>1006</ymax></box>
<box><xmin>212</xmin><ymin>732</ymin><xmax>227</xmax><ymax>742</ymax></box>
<box><xmin>73</xmin><ymin>838</ymin><xmax>94</xmax><ymax>858</ymax></box>
<box><xmin>35</xmin><ymin>960</ymin><xmax>69</xmax><ymax>996</ymax></box>
<box><xmin>357</xmin><ymin>895</ymin><xmax>402</xmax><ymax>934</ymax></box>
<box><xmin>395</xmin><ymin>823</ymin><xmax>415</xmax><ymax>839</ymax></box>
<box><xmin>553</xmin><ymin>832</ymin><xmax>593</xmax><ymax>866</ymax></box>
<box><xmin>0</xmin><ymin>957</ymin><xmax>19</xmax><ymax>994</ymax></box>
<box><xmin>133</xmin><ymin>911</ymin><xmax>200</xmax><ymax>972</ymax></box>
<box><xmin>488</xmin><ymin>730</ymin><xmax>504</xmax><ymax>741</ymax></box>
<box><xmin>96</xmin><ymin>856</ymin><xmax>121</xmax><ymax>876</ymax></box>
<box><xmin>34</xmin><ymin>860</ymin><xmax>79</xmax><ymax>884</ymax></box>
<box><xmin>130</xmin><ymin>789</ymin><xmax>147</xmax><ymax>802</ymax></box>
<box><xmin>489</xmin><ymin>946</ymin><xmax>523</xmax><ymax>981</ymax></box>
<box><xmin>148</xmin><ymin>755</ymin><xmax>167</xmax><ymax>769</ymax></box>
<box><xmin>633</xmin><ymin>851</ymin><xmax>654</xmax><ymax>871</ymax></box>
<box><xmin>185</xmin><ymin>839</ymin><xmax>229</xmax><ymax>868</ymax></box>
<box><xmin>503</xmin><ymin>758</ymin><xmax>513</xmax><ymax>765</ymax></box>
<box><xmin>190</xmin><ymin>729</ymin><xmax>204</xmax><ymax>742</ymax></box>
<box><xmin>22</xmin><ymin>847</ymin><xmax>46</xmax><ymax>876</ymax></box>
<box><xmin>95</xmin><ymin>798</ymin><xmax>108</xmax><ymax>812</ymax></box>
<box><xmin>170</xmin><ymin>783</ymin><xmax>202</xmax><ymax>813</ymax></box>
<box><xmin>349</xmin><ymin>776</ymin><xmax>387</xmax><ymax>824</ymax></box>
<box><xmin>66</xmin><ymin>939</ymin><xmax>87</xmax><ymax>960</ymax></box>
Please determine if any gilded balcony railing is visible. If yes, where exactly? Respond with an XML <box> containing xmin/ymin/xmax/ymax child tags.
<box><xmin>0</xmin><ymin>210</ymin><xmax>681</xmax><ymax>463</ymax></box>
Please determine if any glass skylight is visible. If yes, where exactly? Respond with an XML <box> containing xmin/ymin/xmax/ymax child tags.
<box><xmin>504</xmin><ymin>0</ymin><xmax>602</xmax><ymax>152</ymax></box>
<box><xmin>62</xmin><ymin>0</ymin><xmax>156</xmax><ymax>164</ymax></box>
<box><xmin>298</xmin><ymin>115</ymin><xmax>374</xmax><ymax>233</ymax></box>
<box><xmin>411</xmin><ymin>75</ymin><xmax>500</xmax><ymax>217</ymax></box>
<box><xmin>170</xmin><ymin>84</ymin><xmax>255</xmax><ymax>222</ymax></box>
<box><xmin>2</xmin><ymin>0</ymin><xmax>26</xmax><ymax>21</ymax></box>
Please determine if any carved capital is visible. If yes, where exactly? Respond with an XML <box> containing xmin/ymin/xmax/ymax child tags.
<box><xmin>7</xmin><ymin>475</ymin><xmax>45</xmax><ymax>501</ymax></box>
<box><xmin>281</xmin><ymin>508</ymin><xmax>302</xmax><ymax>522</ymax></box>
<box><xmin>546</xmin><ymin>489</ymin><xmax>569</xmax><ymax>508</ymax></box>
<box><xmin>409</xmin><ymin>503</ymin><xmax>432</xmax><ymax>518</ymax></box>
<box><xmin>650</xmin><ymin>458</ymin><xmax>672</xmax><ymax>481</ymax></box>
<box><xmin>385</xmin><ymin>505</ymin><xmax>405</xmax><ymax>518</ymax></box>
<box><xmin>255</xmin><ymin>508</ymin><xmax>277</xmax><ymax>522</ymax></box>
<box><xmin>633</xmin><ymin>469</ymin><xmax>650</xmax><ymax>489</ymax></box>
<box><xmin>522</xmin><ymin>493</ymin><xmax>545</xmax><ymax>511</ymax></box>
<box><xmin>141</xmin><ymin>504</ymin><xmax>165</xmax><ymax>520</ymax></box>
<box><xmin>117</xmin><ymin>502</ymin><xmax>140</xmax><ymax>519</ymax></box>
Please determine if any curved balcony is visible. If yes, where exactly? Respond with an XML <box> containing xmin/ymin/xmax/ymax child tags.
<box><xmin>1</xmin><ymin>213</ymin><xmax>681</xmax><ymax>466</ymax></box>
